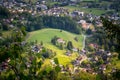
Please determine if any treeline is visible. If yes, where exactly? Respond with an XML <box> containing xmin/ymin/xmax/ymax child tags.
<box><xmin>0</xmin><ymin>6</ymin><xmax>10</xmax><ymax>19</ymax></box>
<box><xmin>86</xmin><ymin>24</ymin><xmax>119</xmax><ymax>53</ymax></box>
<box><xmin>25</xmin><ymin>15</ymin><xmax>81</xmax><ymax>34</ymax></box>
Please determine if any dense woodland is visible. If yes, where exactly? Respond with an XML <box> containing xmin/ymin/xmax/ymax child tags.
<box><xmin>26</xmin><ymin>15</ymin><xmax>81</xmax><ymax>34</ymax></box>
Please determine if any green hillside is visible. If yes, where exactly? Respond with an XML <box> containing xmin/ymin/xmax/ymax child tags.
<box><xmin>27</xmin><ymin>28</ymin><xmax>83</xmax><ymax>65</ymax></box>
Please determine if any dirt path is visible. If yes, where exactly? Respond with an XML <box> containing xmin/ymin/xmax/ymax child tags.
<box><xmin>82</xmin><ymin>34</ymin><xmax>86</xmax><ymax>50</ymax></box>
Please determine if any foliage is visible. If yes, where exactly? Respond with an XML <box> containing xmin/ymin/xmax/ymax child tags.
<box><xmin>100</xmin><ymin>17</ymin><xmax>120</xmax><ymax>80</ymax></box>
<box><xmin>0</xmin><ymin>27</ymin><xmax>26</xmax><ymax>62</ymax></box>
<box><xmin>109</xmin><ymin>1</ymin><xmax>120</xmax><ymax>11</ymax></box>
<box><xmin>27</xmin><ymin>28</ymin><xmax>83</xmax><ymax>65</ymax></box>
<box><xmin>51</xmin><ymin>36</ymin><xmax>66</xmax><ymax>50</ymax></box>
<box><xmin>0</xmin><ymin>6</ymin><xmax>10</xmax><ymax>19</ymax></box>
<box><xmin>51</xmin><ymin>36</ymin><xmax>59</xmax><ymax>45</ymax></box>
<box><xmin>20</xmin><ymin>13</ymin><xmax>81</xmax><ymax>34</ymax></box>
<box><xmin>0</xmin><ymin>27</ymin><xmax>56</xmax><ymax>80</ymax></box>
<box><xmin>73</xmin><ymin>71</ymin><xmax>96</xmax><ymax>80</ymax></box>
<box><xmin>112</xmin><ymin>69</ymin><xmax>120</xmax><ymax>80</ymax></box>
<box><xmin>86</xmin><ymin>25</ymin><xmax>118</xmax><ymax>52</ymax></box>
<box><xmin>0</xmin><ymin>6</ymin><xmax>11</xmax><ymax>31</ymax></box>
<box><xmin>67</xmin><ymin>41</ymin><xmax>73</xmax><ymax>50</ymax></box>
<box><xmin>86</xmin><ymin>29</ymin><xmax>93</xmax><ymax>35</ymax></box>
<box><xmin>28</xmin><ymin>28</ymin><xmax>83</xmax><ymax>48</ymax></box>
<box><xmin>101</xmin><ymin>17</ymin><xmax>120</xmax><ymax>45</ymax></box>
<box><xmin>54</xmin><ymin>58</ymin><xmax>59</xmax><ymax>65</ymax></box>
<box><xmin>41</xmin><ymin>48</ymin><xmax>56</xmax><ymax>59</ymax></box>
<box><xmin>101</xmin><ymin>17</ymin><xmax>120</xmax><ymax>58</ymax></box>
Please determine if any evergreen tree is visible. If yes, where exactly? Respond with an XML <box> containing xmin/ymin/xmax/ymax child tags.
<box><xmin>101</xmin><ymin>17</ymin><xmax>120</xmax><ymax>59</ymax></box>
<box><xmin>51</xmin><ymin>36</ymin><xmax>58</xmax><ymax>45</ymax></box>
<box><xmin>67</xmin><ymin>41</ymin><xmax>73</xmax><ymax>50</ymax></box>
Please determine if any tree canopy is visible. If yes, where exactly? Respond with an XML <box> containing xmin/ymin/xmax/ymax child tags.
<box><xmin>101</xmin><ymin>17</ymin><xmax>120</xmax><ymax>58</ymax></box>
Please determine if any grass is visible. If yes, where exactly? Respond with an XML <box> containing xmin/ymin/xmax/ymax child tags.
<box><xmin>114</xmin><ymin>60</ymin><xmax>120</xmax><ymax>69</ymax></box>
<box><xmin>63</xmin><ymin>6</ymin><xmax>107</xmax><ymax>15</ymax></box>
<box><xmin>27</xmin><ymin>28</ymin><xmax>83</xmax><ymax>65</ymax></box>
<box><xmin>111</xmin><ymin>54</ymin><xmax>120</xmax><ymax>69</ymax></box>
<box><xmin>27</xmin><ymin>28</ymin><xmax>83</xmax><ymax>48</ymax></box>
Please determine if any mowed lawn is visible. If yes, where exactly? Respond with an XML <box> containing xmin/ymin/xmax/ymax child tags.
<box><xmin>27</xmin><ymin>28</ymin><xmax>83</xmax><ymax>48</ymax></box>
<box><xmin>27</xmin><ymin>28</ymin><xmax>83</xmax><ymax>65</ymax></box>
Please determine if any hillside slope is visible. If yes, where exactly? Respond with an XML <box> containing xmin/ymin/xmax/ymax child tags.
<box><xmin>27</xmin><ymin>28</ymin><xmax>83</xmax><ymax>65</ymax></box>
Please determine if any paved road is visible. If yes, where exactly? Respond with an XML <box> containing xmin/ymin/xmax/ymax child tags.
<box><xmin>82</xmin><ymin>34</ymin><xmax>86</xmax><ymax>50</ymax></box>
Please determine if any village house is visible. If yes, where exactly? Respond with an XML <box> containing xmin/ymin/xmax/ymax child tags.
<box><xmin>40</xmin><ymin>4</ymin><xmax>48</xmax><ymax>10</ymax></box>
<box><xmin>72</xmin><ymin>47</ymin><xmax>78</xmax><ymax>52</ymax></box>
<box><xmin>50</xmin><ymin>60</ymin><xmax>56</xmax><ymax>66</ymax></box>
<box><xmin>32</xmin><ymin>45</ymin><xmax>43</xmax><ymax>53</ymax></box>
<box><xmin>89</xmin><ymin>43</ymin><xmax>98</xmax><ymax>49</ymax></box>
<box><xmin>35</xmin><ymin>4</ymin><xmax>48</xmax><ymax>11</ymax></box>
<box><xmin>72</xmin><ymin>55</ymin><xmax>86</xmax><ymax>66</ymax></box>
<box><xmin>66</xmin><ymin>50</ymin><xmax>71</xmax><ymax>56</ymax></box>
<box><xmin>81</xmin><ymin>49</ymin><xmax>86</xmax><ymax>54</ymax></box>
<box><xmin>43</xmin><ymin>7</ymin><xmax>69</xmax><ymax>16</ymax></box>
<box><xmin>99</xmin><ymin>64</ymin><xmax>106</xmax><ymax>71</ymax></box>
<box><xmin>71</xmin><ymin>11</ymin><xmax>84</xmax><ymax>17</ymax></box>
<box><xmin>78</xmin><ymin>20</ymin><xmax>92</xmax><ymax>30</ymax></box>
<box><xmin>57</xmin><ymin>38</ymin><xmax>65</xmax><ymax>44</ymax></box>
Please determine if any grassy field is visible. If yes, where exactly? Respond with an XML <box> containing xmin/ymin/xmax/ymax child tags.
<box><xmin>63</xmin><ymin>6</ymin><xmax>106</xmax><ymax>15</ymax></box>
<box><xmin>27</xmin><ymin>28</ymin><xmax>83</xmax><ymax>65</ymax></box>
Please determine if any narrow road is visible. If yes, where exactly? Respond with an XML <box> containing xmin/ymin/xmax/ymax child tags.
<box><xmin>80</xmin><ymin>34</ymin><xmax>88</xmax><ymax>64</ymax></box>
<box><xmin>82</xmin><ymin>34</ymin><xmax>86</xmax><ymax>50</ymax></box>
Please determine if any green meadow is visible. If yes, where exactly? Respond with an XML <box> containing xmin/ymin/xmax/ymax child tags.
<box><xmin>27</xmin><ymin>28</ymin><xmax>83</xmax><ymax>65</ymax></box>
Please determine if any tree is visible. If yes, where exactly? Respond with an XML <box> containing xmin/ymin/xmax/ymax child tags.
<box><xmin>74</xmin><ymin>37</ymin><xmax>78</xmax><ymax>42</ymax></box>
<box><xmin>51</xmin><ymin>36</ymin><xmax>58</xmax><ymax>45</ymax></box>
<box><xmin>101</xmin><ymin>17</ymin><xmax>120</xmax><ymax>44</ymax></box>
<box><xmin>67</xmin><ymin>41</ymin><xmax>73</xmax><ymax>50</ymax></box>
<box><xmin>111</xmin><ymin>46</ymin><xmax>115</xmax><ymax>52</ymax></box>
<box><xmin>40</xmin><ymin>41</ymin><xmax>43</xmax><ymax>46</ymax></box>
<box><xmin>112</xmin><ymin>69</ymin><xmax>120</xmax><ymax>80</ymax></box>
<box><xmin>54</xmin><ymin>58</ymin><xmax>59</xmax><ymax>65</ymax></box>
<box><xmin>86</xmin><ymin>29</ymin><xmax>92</xmax><ymax>35</ymax></box>
<box><xmin>101</xmin><ymin>17</ymin><xmax>120</xmax><ymax>59</ymax></box>
<box><xmin>48</xmin><ymin>69</ymin><xmax>58</xmax><ymax>80</ymax></box>
<box><xmin>0</xmin><ymin>27</ymin><xmax>27</xmax><ymax>79</ymax></box>
<box><xmin>0</xmin><ymin>27</ymin><xmax>56</xmax><ymax>79</ymax></box>
<box><xmin>0</xmin><ymin>23</ymin><xmax>2</xmax><ymax>36</ymax></box>
<box><xmin>0</xmin><ymin>27</ymin><xmax>26</xmax><ymax>62</ymax></box>
<box><xmin>25</xmin><ymin>15</ymin><xmax>81</xmax><ymax>34</ymax></box>
<box><xmin>0</xmin><ymin>6</ymin><xmax>10</xmax><ymax>19</ymax></box>
<box><xmin>59</xmin><ymin>44</ymin><xmax>64</xmax><ymax>50</ymax></box>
